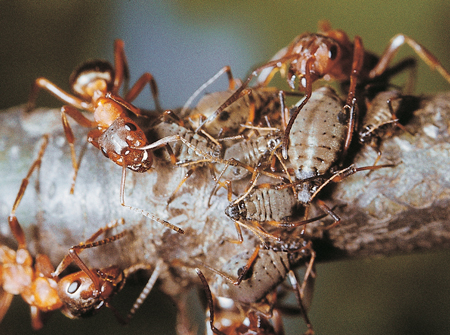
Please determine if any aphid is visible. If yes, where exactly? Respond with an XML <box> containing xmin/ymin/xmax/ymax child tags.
<box><xmin>225</xmin><ymin>87</ymin><xmax>390</xmax><ymax>231</ymax></box>
<box><xmin>359</xmin><ymin>90</ymin><xmax>419</xmax><ymax>163</ymax></box>
<box><xmin>208</xmin><ymin>21</ymin><xmax>450</xmax><ymax>158</ymax></box>
<box><xmin>182</xmin><ymin>66</ymin><xmax>285</xmax><ymax>138</ymax></box>
<box><xmin>24</xmin><ymin>40</ymin><xmax>184</xmax><ymax>234</ymax></box>
<box><xmin>141</xmin><ymin>112</ymin><xmax>286</xmax><ymax>204</ymax></box>
<box><xmin>196</xmin><ymin>268</ymin><xmax>284</xmax><ymax>335</ymax></box>
<box><xmin>0</xmin><ymin>135</ymin><xmax>160</xmax><ymax>328</ymax></box>
<box><xmin>286</xmin><ymin>86</ymin><xmax>353</xmax><ymax>203</ymax></box>
<box><xmin>216</xmin><ymin>131</ymin><xmax>283</xmax><ymax>183</ymax></box>
<box><xmin>25</xmin><ymin>39</ymin><xmax>160</xmax><ymax>194</ymax></box>
<box><xmin>197</xmin><ymin>242</ymin><xmax>315</xmax><ymax>334</ymax></box>
<box><xmin>225</xmin><ymin>185</ymin><xmax>302</xmax><ymax>226</ymax></box>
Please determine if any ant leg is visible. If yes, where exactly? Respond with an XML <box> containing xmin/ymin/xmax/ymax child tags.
<box><xmin>195</xmin><ymin>269</ymin><xmax>227</xmax><ymax>335</ymax></box>
<box><xmin>112</xmin><ymin>39</ymin><xmax>130</xmax><ymax>96</ymax></box>
<box><xmin>119</xmin><ymin>164</ymin><xmax>184</xmax><ymax>234</ymax></box>
<box><xmin>60</xmin><ymin>105</ymin><xmax>97</xmax><ymax>194</ymax></box>
<box><xmin>281</xmin><ymin>57</ymin><xmax>314</xmax><ymax>159</ymax></box>
<box><xmin>196</xmin><ymin>87</ymin><xmax>253</xmax><ymax>133</ymax></box>
<box><xmin>124</xmin><ymin>259</ymin><xmax>162</xmax><ymax>323</ymax></box>
<box><xmin>112</xmin><ymin>40</ymin><xmax>161</xmax><ymax>111</ymax></box>
<box><xmin>0</xmin><ymin>291</ymin><xmax>13</xmax><ymax>325</ymax></box>
<box><xmin>125</xmin><ymin>72</ymin><xmax>162</xmax><ymax>112</ymax></box>
<box><xmin>25</xmin><ymin>78</ymin><xmax>90</xmax><ymax>113</ymax></box>
<box><xmin>8</xmin><ymin>135</ymin><xmax>49</xmax><ymax>249</ymax></box>
<box><xmin>370</xmin><ymin>34</ymin><xmax>450</xmax><ymax>84</ymax></box>
<box><xmin>53</xmin><ymin>219</ymin><xmax>127</xmax><ymax>277</ymax></box>
<box><xmin>341</xmin><ymin>36</ymin><xmax>364</xmax><ymax>159</ymax></box>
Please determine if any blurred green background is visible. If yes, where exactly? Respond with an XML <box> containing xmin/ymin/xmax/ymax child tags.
<box><xmin>1</xmin><ymin>1</ymin><xmax>450</xmax><ymax>334</ymax></box>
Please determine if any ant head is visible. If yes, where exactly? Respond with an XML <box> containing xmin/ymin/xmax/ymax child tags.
<box><xmin>69</xmin><ymin>60</ymin><xmax>115</xmax><ymax>101</ymax></box>
<box><xmin>95</xmin><ymin>117</ymin><xmax>153</xmax><ymax>172</ymax></box>
<box><xmin>58</xmin><ymin>267</ymin><xmax>124</xmax><ymax>319</ymax></box>
<box><xmin>57</xmin><ymin>270</ymin><xmax>105</xmax><ymax>318</ymax></box>
<box><xmin>288</xmin><ymin>33</ymin><xmax>351</xmax><ymax>88</ymax></box>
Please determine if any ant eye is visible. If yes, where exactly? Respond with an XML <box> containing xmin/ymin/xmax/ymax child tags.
<box><xmin>67</xmin><ymin>280</ymin><xmax>81</xmax><ymax>294</ymax></box>
<box><xmin>329</xmin><ymin>45</ymin><xmax>338</xmax><ymax>60</ymax></box>
<box><xmin>124</xmin><ymin>123</ymin><xmax>137</xmax><ymax>131</ymax></box>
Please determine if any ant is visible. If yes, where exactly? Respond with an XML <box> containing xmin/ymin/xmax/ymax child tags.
<box><xmin>0</xmin><ymin>135</ymin><xmax>163</xmax><ymax>329</ymax></box>
<box><xmin>25</xmin><ymin>39</ymin><xmax>160</xmax><ymax>194</ymax></box>
<box><xmin>201</xmin><ymin>20</ymin><xmax>450</xmax><ymax>159</ymax></box>
<box><xmin>24</xmin><ymin>39</ymin><xmax>184</xmax><ymax>234</ymax></box>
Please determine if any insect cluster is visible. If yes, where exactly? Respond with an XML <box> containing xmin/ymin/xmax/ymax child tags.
<box><xmin>1</xmin><ymin>21</ymin><xmax>450</xmax><ymax>334</ymax></box>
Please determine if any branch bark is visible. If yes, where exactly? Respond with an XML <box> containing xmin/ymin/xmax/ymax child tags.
<box><xmin>1</xmin><ymin>92</ymin><xmax>450</xmax><ymax>331</ymax></box>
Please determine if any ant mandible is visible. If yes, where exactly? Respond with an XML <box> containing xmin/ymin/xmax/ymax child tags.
<box><xmin>0</xmin><ymin>136</ymin><xmax>159</xmax><ymax>328</ymax></box>
<box><xmin>25</xmin><ymin>39</ymin><xmax>161</xmax><ymax>194</ymax></box>
<box><xmin>203</xmin><ymin>20</ymin><xmax>450</xmax><ymax>159</ymax></box>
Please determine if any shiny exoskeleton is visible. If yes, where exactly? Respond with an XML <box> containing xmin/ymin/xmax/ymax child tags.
<box><xmin>210</xmin><ymin>20</ymin><xmax>450</xmax><ymax>158</ymax></box>
<box><xmin>0</xmin><ymin>136</ymin><xmax>152</xmax><ymax>328</ymax></box>
<box><xmin>25</xmin><ymin>39</ymin><xmax>160</xmax><ymax>194</ymax></box>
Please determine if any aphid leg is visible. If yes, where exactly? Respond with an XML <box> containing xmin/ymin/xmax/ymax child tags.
<box><xmin>124</xmin><ymin>259</ymin><xmax>163</xmax><ymax>323</ymax></box>
<box><xmin>119</xmin><ymin>163</ymin><xmax>185</xmax><ymax>234</ymax></box>
<box><xmin>25</xmin><ymin>78</ymin><xmax>88</xmax><ymax>113</ymax></box>
<box><xmin>369</xmin><ymin>34</ymin><xmax>450</xmax><ymax>84</ymax></box>
<box><xmin>273</xmin><ymin>205</ymin><xmax>341</xmax><ymax>228</ymax></box>
<box><xmin>195</xmin><ymin>268</ymin><xmax>227</xmax><ymax>335</ymax></box>
<box><xmin>167</xmin><ymin>166</ymin><xmax>198</xmax><ymax>204</ymax></box>
<box><xmin>181</xmin><ymin>65</ymin><xmax>238</xmax><ymax>116</ymax></box>
<box><xmin>8</xmin><ymin>135</ymin><xmax>49</xmax><ymax>249</ymax></box>
<box><xmin>288</xmin><ymin>269</ymin><xmax>314</xmax><ymax>335</ymax></box>
<box><xmin>341</xmin><ymin>97</ymin><xmax>358</xmax><ymax>160</ymax></box>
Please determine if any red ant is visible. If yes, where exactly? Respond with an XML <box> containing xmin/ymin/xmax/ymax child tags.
<box><xmin>25</xmin><ymin>40</ymin><xmax>184</xmax><ymax>234</ymax></box>
<box><xmin>25</xmin><ymin>39</ymin><xmax>161</xmax><ymax>194</ymax></box>
<box><xmin>0</xmin><ymin>135</ymin><xmax>163</xmax><ymax>329</ymax></box>
<box><xmin>202</xmin><ymin>20</ymin><xmax>450</xmax><ymax>159</ymax></box>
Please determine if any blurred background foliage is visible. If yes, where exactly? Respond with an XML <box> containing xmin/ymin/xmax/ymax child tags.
<box><xmin>1</xmin><ymin>0</ymin><xmax>450</xmax><ymax>334</ymax></box>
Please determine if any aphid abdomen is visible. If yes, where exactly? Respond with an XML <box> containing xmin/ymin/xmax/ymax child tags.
<box><xmin>359</xmin><ymin>90</ymin><xmax>403</xmax><ymax>145</ymax></box>
<box><xmin>242</xmin><ymin>187</ymin><xmax>299</xmax><ymax>222</ymax></box>
<box><xmin>288</xmin><ymin>86</ymin><xmax>347</xmax><ymax>180</ymax></box>
<box><xmin>213</xmin><ymin>249</ymin><xmax>290</xmax><ymax>305</ymax></box>
<box><xmin>151</xmin><ymin>122</ymin><xmax>221</xmax><ymax>164</ymax></box>
<box><xmin>220</xmin><ymin>133</ymin><xmax>280</xmax><ymax>181</ymax></box>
